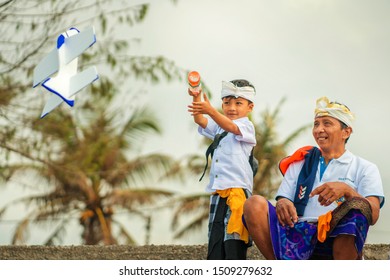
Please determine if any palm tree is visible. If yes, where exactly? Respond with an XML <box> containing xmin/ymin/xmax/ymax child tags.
<box><xmin>252</xmin><ymin>97</ymin><xmax>311</xmax><ymax>197</ymax></box>
<box><xmin>0</xmin><ymin>78</ymin><xmax>182</xmax><ymax>245</ymax></box>
<box><xmin>170</xmin><ymin>97</ymin><xmax>310</xmax><ymax>239</ymax></box>
<box><xmin>0</xmin><ymin>0</ymin><xmax>186</xmax><ymax>245</ymax></box>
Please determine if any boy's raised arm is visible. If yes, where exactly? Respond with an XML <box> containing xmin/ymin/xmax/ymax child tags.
<box><xmin>188</xmin><ymin>92</ymin><xmax>241</xmax><ymax>135</ymax></box>
<box><xmin>188</xmin><ymin>89</ymin><xmax>208</xmax><ymax>128</ymax></box>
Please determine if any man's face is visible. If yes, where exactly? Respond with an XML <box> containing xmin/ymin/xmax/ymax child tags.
<box><xmin>312</xmin><ymin>116</ymin><xmax>351</xmax><ymax>152</ymax></box>
<box><xmin>221</xmin><ymin>97</ymin><xmax>253</xmax><ymax>120</ymax></box>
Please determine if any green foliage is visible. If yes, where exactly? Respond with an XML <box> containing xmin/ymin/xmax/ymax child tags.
<box><xmin>0</xmin><ymin>0</ymin><xmax>310</xmax><ymax>246</ymax></box>
<box><xmin>252</xmin><ymin>97</ymin><xmax>311</xmax><ymax>197</ymax></box>
<box><xmin>0</xmin><ymin>0</ymin><xmax>186</xmax><ymax>245</ymax></box>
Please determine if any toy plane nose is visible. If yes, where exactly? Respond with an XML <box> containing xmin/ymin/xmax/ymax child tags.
<box><xmin>57</xmin><ymin>34</ymin><xmax>65</xmax><ymax>49</ymax></box>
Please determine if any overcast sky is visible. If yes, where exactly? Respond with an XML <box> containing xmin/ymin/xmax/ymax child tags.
<box><xmin>128</xmin><ymin>0</ymin><xmax>390</xmax><ymax>244</ymax></box>
<box><xmin>1</xmin><ymin>0</ymin><xmax>389</xmax><ymax>245</ymax></box>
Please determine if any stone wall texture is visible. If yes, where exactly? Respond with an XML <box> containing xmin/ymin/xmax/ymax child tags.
<box><xmin>1</xmin><ymin>244</ymin><xmax>389</xmax><ymax>260</ymax></box>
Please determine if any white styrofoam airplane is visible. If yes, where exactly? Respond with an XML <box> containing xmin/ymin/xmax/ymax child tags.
<box><xmin>33</xmin><ymin>26</ymin><xmax>99</xmax><ymax>118</ymax></box>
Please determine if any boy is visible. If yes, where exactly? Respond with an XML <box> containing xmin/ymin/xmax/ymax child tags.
<box><xmin>188</xmin><ymin>79</ymin><xmax>256</xmax><ymax>259</ymax></box>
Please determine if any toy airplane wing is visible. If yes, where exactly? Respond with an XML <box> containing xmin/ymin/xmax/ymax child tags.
<box><xmin>33</xmin><ymin>48</ymin><xmax>59</xmax><ymax>88</ymax></box>
<box><xmin>68</xmin><ymin>66</ymin><xmax>99</xmax><ymax>97</ymax></box>
<box><xmin>63</xmin><ymin>26</ymin><xmax>96</xmax><ymax>65</ymax></box>
<box><xmin>40</xmin><ymin>94</ymin><xmax>71</xmax><ymax>119</ymax></box>
<box><xmin>40</xmin><ymin>66</ymin><xmax>98</xmax><ymax>118</ymax></box>
<box><xmin>42</xmin><ymin>66</ymin><xmax>98</xmax><ymax>104</ymax></box>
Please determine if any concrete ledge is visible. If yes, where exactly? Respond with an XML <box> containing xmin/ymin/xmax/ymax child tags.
<box><xmin>0</xmin><ymin>244</ymin><xmax>389</xmax><ymax>260</ymax></box>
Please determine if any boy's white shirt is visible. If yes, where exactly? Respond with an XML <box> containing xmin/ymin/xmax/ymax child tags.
<box><xmin>198</xmin><ymin>117</ymin><xmax>256</xmax><ymax>193</ymax></box>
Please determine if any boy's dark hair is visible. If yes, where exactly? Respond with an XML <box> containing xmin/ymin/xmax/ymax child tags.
<box><xmin>229</xmin><ymin>79</ymin><xmax>255</xmax><ymax>91</ymax></box>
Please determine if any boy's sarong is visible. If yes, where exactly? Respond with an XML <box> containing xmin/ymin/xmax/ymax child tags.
<box><xmin>208</xmin><ymin>189</ymin><xmax>251</xmax><ymax>243</ymax></box>
<box><xmin>208</xmin><ymin>189</ymin><xmax>252</xmax><ymax>259</ymax></box>
<box><xmin>268</xmin><ymin>197</ymin><xmax>371</xmax><ymax>260</ymax></box>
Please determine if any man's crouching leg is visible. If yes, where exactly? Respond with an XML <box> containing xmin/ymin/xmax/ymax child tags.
<box><xmin>243</xmin><ymin>195</ymin><xmax>276</xmax><ymax>260</ymax></box>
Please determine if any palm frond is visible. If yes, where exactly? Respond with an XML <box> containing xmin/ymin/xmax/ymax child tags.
<box><xmin>169</xmin><ymin>193</ymin><xmax>209</xmax><ymax>230</ymax></box>
<box><xmin>282</xmin><ymin>123</ymin><xmax>311</xmax><ymax>147</ymax></box>
<box><xmin>112</xmin><ymin>219</ymin><xmax>137</xmax><ymax>245</ymax></box>
<box><xmin>12</xmin><ymin>216</ymin><xmax>30</xmax><ymax>245</ymax></box>
<box><xmin>120</xmin><ymin>106</ymin><xmax>161</xmax><ymax>139</ymax></box>
<box><xmin>43</xmin><ymin>216</ymin><xmax>72</xmax><ymax>245</ymax></box>
<box><xmin>107</xmin><ymin>188</ymin><xmax>174</xmax><ymax>210</ymax></box>
<box><xmin>123</xmin><ymin>153</ymin><xmax>179</xmax><ymax>185</ymax></box>
<box><xmin>173</xmin><ymin>211</ymin><xmax>209</xmax><ymax>239</ymax></box>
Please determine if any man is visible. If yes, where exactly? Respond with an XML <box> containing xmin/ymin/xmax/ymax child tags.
<box><xmin>243</xmin><ymin>96</ymin><xmax>385</xmax><ymax>260</ymax></box>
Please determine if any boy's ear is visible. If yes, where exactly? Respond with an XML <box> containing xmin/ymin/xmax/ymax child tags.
<box><xmin>249</xmin><ymin>102</ymin><xmax>254</xmax><ymax>111</ymax></box>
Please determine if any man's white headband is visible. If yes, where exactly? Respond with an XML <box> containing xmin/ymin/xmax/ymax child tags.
<box><xmin>221</xmin><ymin>81</ymin><xmax>255</xmax><ymax>102</ymax></box>
<box><xmin>315</xmin><ymin>96</ymin><xmax>355</xmax><ymax>129</ymax></box>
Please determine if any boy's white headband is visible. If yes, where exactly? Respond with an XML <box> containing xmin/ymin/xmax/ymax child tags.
<box><xmin>221</xmin><ymin>81</ymin><xmax>255</xmax><ymax>102</ymax></box>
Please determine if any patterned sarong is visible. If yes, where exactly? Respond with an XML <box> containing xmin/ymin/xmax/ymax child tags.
<box><xmin>268</xmin><ymin>198</ymin><xmax>371</xmax><ymax>260</ymax></box>
<box><xmin>208</xmin><ymin>189</ymin><xmax>251</xmax><ymax>242</ymax></box>
<box><xmin>208</xmin><ymin>189</ymin><xmax>252</xmax><ymax>259</ymax></box>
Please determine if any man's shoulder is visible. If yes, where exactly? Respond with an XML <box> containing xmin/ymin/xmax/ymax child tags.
<box><xmin>340</xmin><ymin>150</ymin><xmax>381</xmax><ymax>177</ymax></box>
<box><xmin>343</xmin><ymin>150</ymin><xmax>378</xmax><ymax>167</ymax></box>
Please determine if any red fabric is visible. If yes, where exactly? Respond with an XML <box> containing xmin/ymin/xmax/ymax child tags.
<box><xmin>279</xmin><ymin>146</ymin><xmax>314</xmax><ymax>175</ymax></box>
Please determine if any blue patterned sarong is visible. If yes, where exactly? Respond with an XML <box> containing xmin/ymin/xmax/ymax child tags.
<box><xmin>268</xmin><ymin>201</ymin><xmax>370</xmax><ymax>260</ymax></box>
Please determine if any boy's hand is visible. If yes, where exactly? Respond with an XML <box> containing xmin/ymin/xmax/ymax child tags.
<box><xmin>188</xmin><ymin>92</ymin><xmax>214</xmax><ymax>116</ymax></box>
<box><xmin>188</xmin><ymin>88</ymin><xmax>201</xmax><ymax>97</ymax></box>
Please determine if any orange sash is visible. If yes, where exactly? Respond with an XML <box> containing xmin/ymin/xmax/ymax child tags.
<box><xmin>215</xmin><ymin>189</ymin><xmax>249</xmax><ymax>243</ymax></box>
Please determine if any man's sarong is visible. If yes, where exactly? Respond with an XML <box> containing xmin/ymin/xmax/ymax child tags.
<box><xmin>268</xmin><ymin>198</ymin><xmax>371</xmax><ymax>260</ymax></box>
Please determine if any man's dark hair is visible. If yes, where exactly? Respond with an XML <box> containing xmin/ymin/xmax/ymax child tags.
<box><xmin>339</xmin><ymin>121</ymin><xmax>351</xmax><ymax>144</ymax></box>
<box><xmin>330</xmin><ymin>101</ymin><xmax>352</xmax><ymax>144</ymax></box>
<box><xmin>330</xmin><ymin>101</ymin><xmax>351</xmax><ymax>111</ymax></box>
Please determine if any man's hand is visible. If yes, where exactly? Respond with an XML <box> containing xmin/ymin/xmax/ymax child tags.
<box><xmin>310</xmin><ymin>182</ymin><xmax>381</xmax><ymax>225</ymax></box>
<box><xmin>276</xmin><ymin>198</ymin><xmax>298</xmax><ymax>227</ymax></box>
<box><xmin>309</xmin><ymin>182</ymin><xmax>356</xmax><ymax>206</ymax></box>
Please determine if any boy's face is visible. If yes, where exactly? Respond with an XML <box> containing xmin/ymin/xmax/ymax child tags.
<box><xmin>222</xmin><ymin>97</ymin><xmax>254</xmax><ymax>120</ymax></box>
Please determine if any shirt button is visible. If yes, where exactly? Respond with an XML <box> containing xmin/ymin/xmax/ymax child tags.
<box><xmin>215</xmin><ymin>175</ymin><xmax>218</xmax><ymax>178</ymax></box>
<box><xmin>216</xmin><ymin>159</ymin><xmax>219</xmax><ymax>163</ymax></box>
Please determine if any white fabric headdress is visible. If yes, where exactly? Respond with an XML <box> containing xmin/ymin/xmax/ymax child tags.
<box><xmin>221</xmin><ymin>81</ymin><xmax>256</xmax><ymax>102</ymax></box>
<box><xmin>315</xmin><ymin>96</ymin><xmax>355</xmax><ymax>129</ymax></box>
